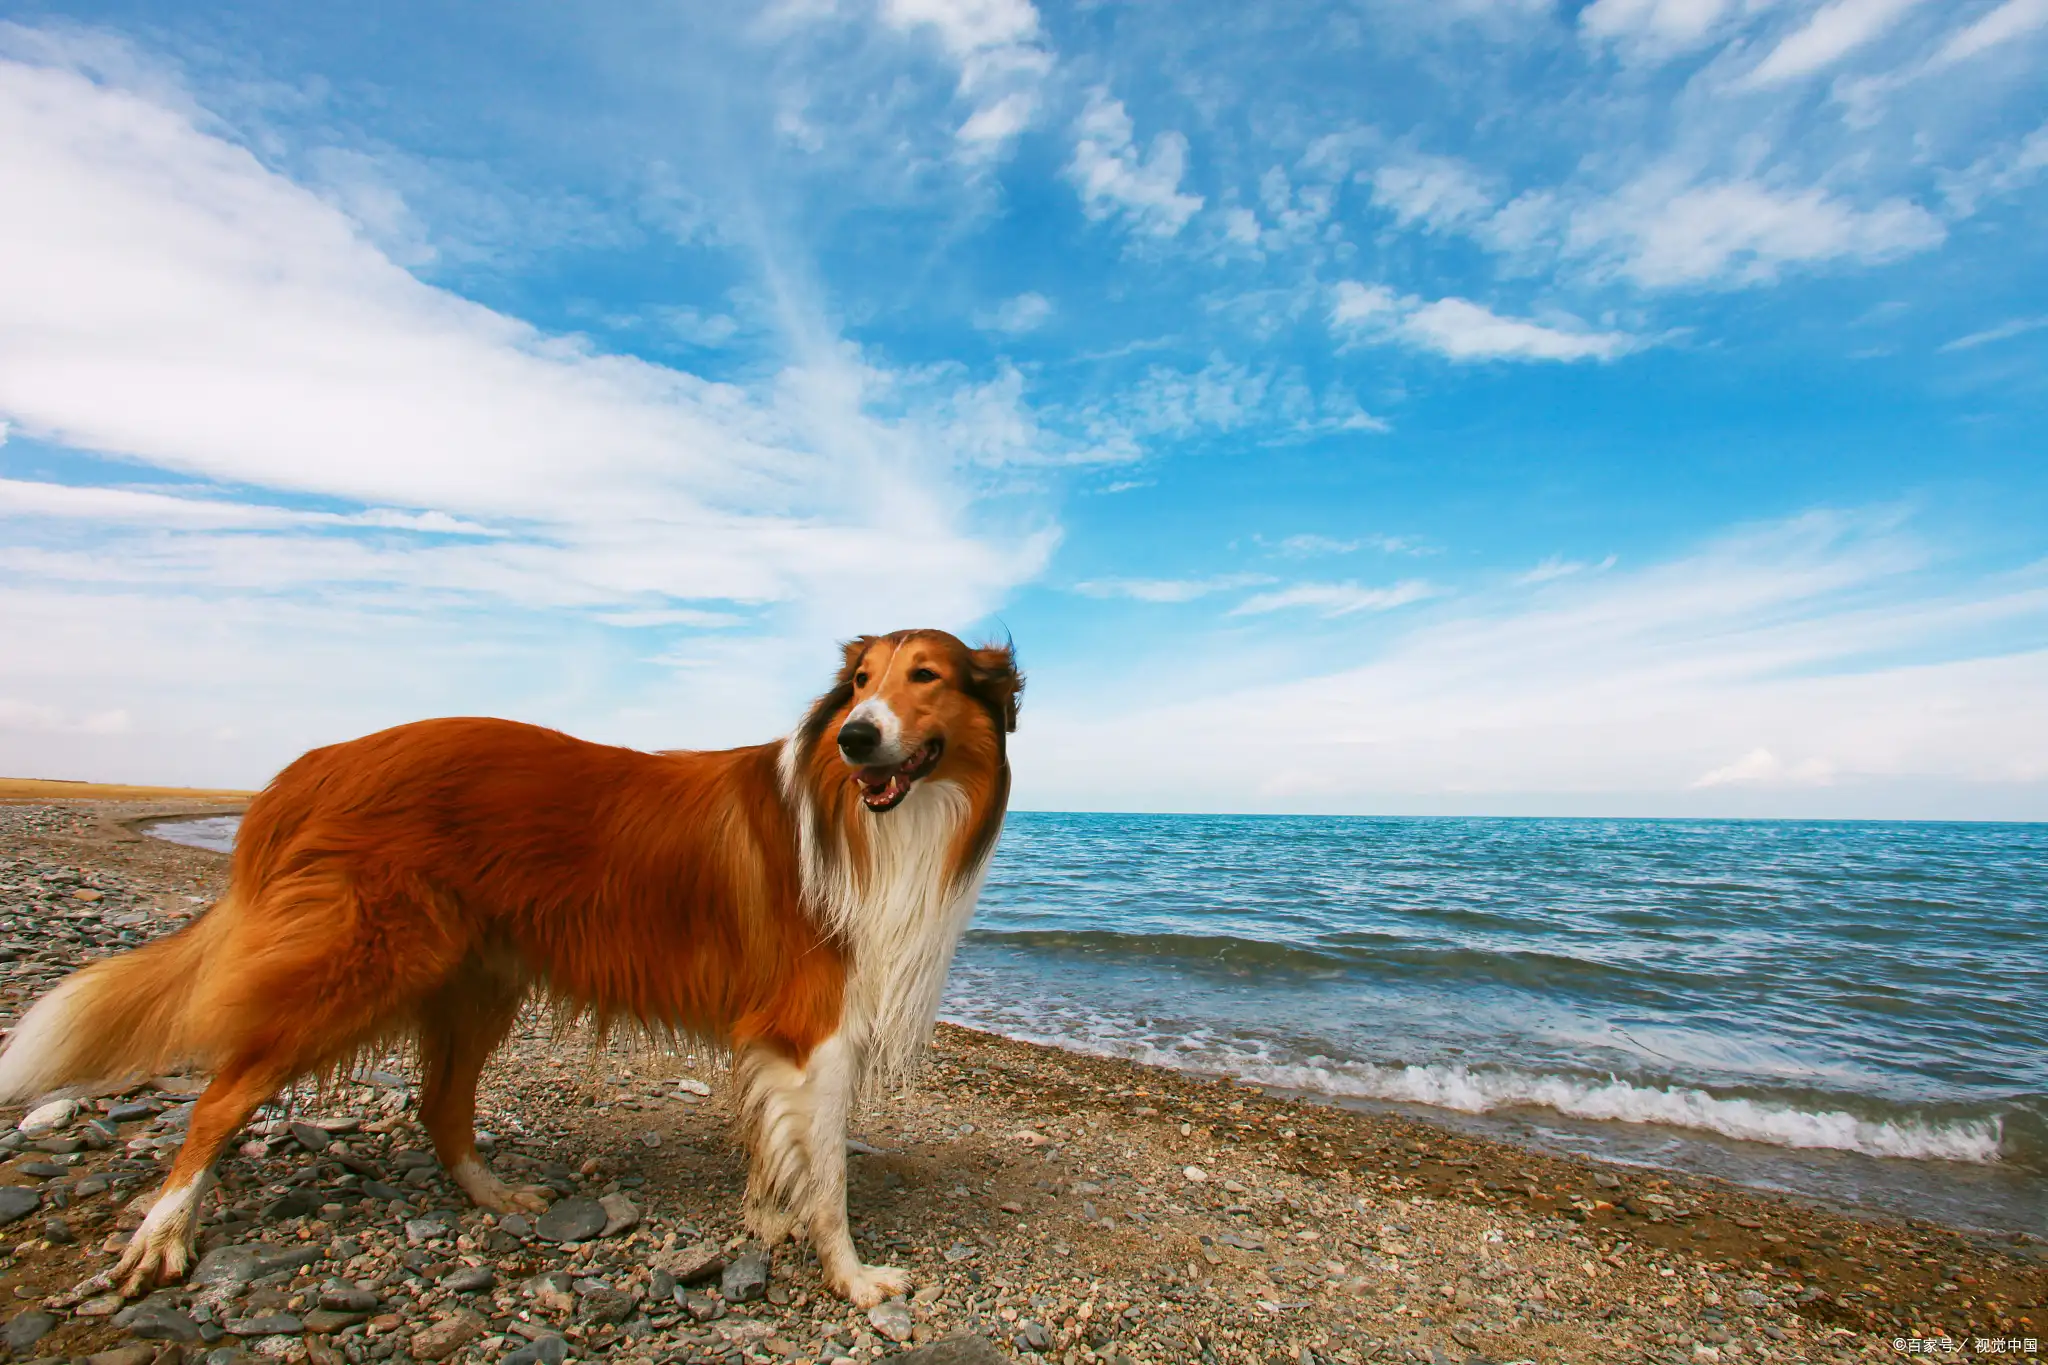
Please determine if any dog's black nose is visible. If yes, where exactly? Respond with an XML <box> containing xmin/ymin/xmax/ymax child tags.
<box><xmin>838</xmin><ymin>719</ymin><xmax>881</xmax><ymax>762</ymax></box>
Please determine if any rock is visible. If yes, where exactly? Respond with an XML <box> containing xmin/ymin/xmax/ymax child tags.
<box><xmin>0</xmin><ymin>1186</ymin><xmax>41</xmax><ymax>1225</ymax></box>
<box><xmin>4</xmin><ymin>1308</ymin><xmax>57</xmax><ymax>1353</ymax></box>
<box><xmin>534</xmin><ymin>1196</ymin><xmax>607</xmax><ymax>1244</ymax></box>
<box><xmin>288</xmin><ymin>1123</ymin><xmax>331</xmax><ymax>1153</ymax></box>
<box><xmin>720</xmin><ymin>1247</ymin><xmax>770</xmax><ymax>1303</ymax></box>
<box><xmin>19</xmin><ymin>1099</ymin><xmax>77</xmax><ymax>1136</ymax></box>
<box><xmin>502</xmin><ymin>1334</ymin><xmax>570</xmax><ymax>1365</ymax></box>
<box><xmin>299</xmin><ymin>1310</ymin><xmax>365</xmax><ymax>1334</ymax></box>
<box><xmin>650</xmin><ymin>1239</ymin><xmax>725</xmax><ymax>1285</ymax></box>
<box><xmin>261</xmin><ymin>1188</ymin><xmax>319</xmax><ymax>1220</ymax></box>
<box><xmin>523</xmin><ymin>1272</ymin><xmax>575</xmax><ymax>1316</ymax></box>
<box><xmin>683</xmin><ymin>1293</ymin><xmax>723</xmax><ymax>1322</ymax></box>
<box><xmin>442</xmin><ymin>1266</ymin><xmax>495</xmax><ymax>1293</ymax></box>
<box><xmin>576</xmin><ymin>1288</ymin><xmax>634</xmax><ymax>1325</ymax></box>
<box><xmin>225</xmin><ymin>1315</ymin><xmax>303</xmax><ymax>1337</ymax></box>
<box><xmin>126</xmin><ymin>1304</ymin><xmax>203</xmax><ymax>1342</ymax></box>
<box><xmin>672</xmin><ymin>1078</ymin><xmax>711</xmax><ymax>1096</ymax></box>
<box><xmin>404</xmin><ymin>1214</ymin><xmax>456</xmax><ymax>1244</ymax></box>
<box><xmin>76</xmin><ymin>1293</ymin><xmax>128</xmax><ymax>1317</ymax></box>
<box><xmin>190</xmin><ymin>1243</ymin><xmax>324</xmax><ymax>1289</ymax></box>
<box><xmin>639</xmin><ymin>1130</ymin><xmax>661</xmax><ymax>1149</ymax></box>
<box><xmin>1017</xmin><ymin>1320</ymin><xmax>1051</xmax><ymax>1351</ymax></box>
<box><xmin>317</xmin><ymin>1288</ymin><xmax>378</xmax><ymax>1313</ymax></box>
<box><xmin>41</xmin><ymin>1215</ymin><xmax>73</xmax><ymax>1244</ymax></box>
<box><xmin>106</xmin><ymin>1102</ymin><xmax>157</xmax><ymax>1123</ymax></box>
<box><xmin>87</xmin><ymin>1347</ymin><xmax>154</xmax><ymax>1365</ymax></box>
<box><xmin>868</xmin><ymin>1298</ymin><xmax>914</xmax><ymax>1343</ymax></box>
<box><xmin>1182</xmin><ymin>1165</ymin><xmax>1208</xmax><ymax>1183</ymax></box>
<box><xmin>497</xmin><ymin>1212</ymin><xmax>533</xmax><ymax>1238</ymax></box>
<box><xmin>886</xmin><ymin>1336</ymin><xmax>1009</xmax><ymax>1365</ymax></box>
<box><xmin>411</xmin><ymin>1309</ymin><xmax>486</xmax><ymax>1362</ymax></box>
<box><xmin>597</xmin><ymin>1192</ymin><xmax>639</xmax><ymax>1237</ymax></box>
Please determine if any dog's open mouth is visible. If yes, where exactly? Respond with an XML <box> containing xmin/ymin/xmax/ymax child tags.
<box><xmin>855</xmin><ymin>738</ymin><xmax>944</xmax><ymax>812</ymax></box>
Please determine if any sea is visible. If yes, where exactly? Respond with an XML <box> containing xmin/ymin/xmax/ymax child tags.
<box><xmin>146</xmin><ymin>811</ymin><xmax>2047</xmax><ymax>1236</ymax></box>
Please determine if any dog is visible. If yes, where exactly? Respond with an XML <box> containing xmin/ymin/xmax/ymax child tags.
<box><xmin>0</xmin><ymin>628</ymin><xmax>1020</xmax><ymax>1306</ymax></box>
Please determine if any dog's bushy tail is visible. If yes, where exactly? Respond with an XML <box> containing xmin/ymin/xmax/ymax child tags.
<box><xmin>0</xmin><ymin>897</ymin><xmax>237</xmax><ymax>1103</ymax></box>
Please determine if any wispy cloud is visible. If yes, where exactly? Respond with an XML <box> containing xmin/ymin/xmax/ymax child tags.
<box><xmin>1939</xmin><ymin>315</ymin><xmax>2048</xmax><ymax>351</ymax></box>
<box><xmin>1514</xmin><ymin>554</ymin><xmax>1616</xmax><ymax>586</ymax></box>
<box><xmin>1332</xmin><ymin>283</ymin><xmax>1636</xmax><ymax>362</ymax></box>
<box><xmin>1074</xmin><ymin>573</ymin><xmax>1271</xmax><ymax>603</ymax></box>
<box><xmin>879</xmin><ymin>0</ymin><xmax>1053</xmax><ymax>160</ymax></box>
<box><xmin>1229</xmin><ymin>579</ymin><xmax>1438</xmax><ymax>618</ymax></box>
<box><xmin>974</xmin><ymin>291</ymin><xmax>1054</xmax><ymax>335</ymax></box>
<box><xmin>1743</xmin><ymin>0</ymin><xmax>1927</xmax><ymax>87</ymax></box>
<box><xmin>1020</xmin><ymin>511</ymin><xmax>2048</xmax><ymax>816</ymax></box>
<box><xmin>1068</xmin><ymin>90</ymin><xmax>1204</xmax><ymax>237</ymax></box>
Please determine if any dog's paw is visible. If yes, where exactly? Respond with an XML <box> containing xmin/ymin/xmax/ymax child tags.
<box><xmin>830</xmin><ymin>1262</ymin><xmax>911</xmax><ymax>1308</ymax></box>
<box><xmin>451</xmin><ymin>1159</ymin><xmax>552</xmax><ymax>1215</ymax></box>
<box><xmin>110</xmin><ymin>1229</ymin><xmax>194</xmax><ymax>1298</ymax></box>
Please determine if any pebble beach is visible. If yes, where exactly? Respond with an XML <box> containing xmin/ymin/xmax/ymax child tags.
<box><xmin>0</xmin><ymin>799</ymin><xmax>2040</xmax><ymax>1365</ymax></box>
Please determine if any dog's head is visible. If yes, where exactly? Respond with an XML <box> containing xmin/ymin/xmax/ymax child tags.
<box><xmin>803</xmin><ymin>630</ymin><xmax>1022</xmax><ymax>813</ymax></box>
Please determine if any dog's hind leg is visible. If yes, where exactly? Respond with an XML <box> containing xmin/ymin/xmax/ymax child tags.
<box><xmin>417</xmin><ymin>951</ymin><xmax>550</xmax><ymax>1216</ymax></box>
<box><xmin>106</xmin><ymin>1056</ymin><xmax>292</xmax><ymax>1296</ymax></box>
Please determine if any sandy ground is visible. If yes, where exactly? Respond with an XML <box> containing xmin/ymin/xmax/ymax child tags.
<box><xmin>0</xmin><ymin>781</ymin><xmax>251</xmax><ymax>805</ymax></box>
<box><xmin>0</xmin><ymin>800</ymin><xmax>2039</xmax><ymax>1365</ymax></box>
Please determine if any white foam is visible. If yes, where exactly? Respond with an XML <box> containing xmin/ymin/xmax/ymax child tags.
<box><xmin>944</xmin><ymin>1008</ymin><xmax>2007</xmax><ymax>1166</ymax></box>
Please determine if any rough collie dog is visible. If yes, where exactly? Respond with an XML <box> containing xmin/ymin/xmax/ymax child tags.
<box><xmin>0</xmin><ymin>629</ymin><xmax>1020</xmax><ymax>1307</ymax></box>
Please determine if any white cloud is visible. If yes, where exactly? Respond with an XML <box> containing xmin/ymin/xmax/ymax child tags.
<box><xmin>654</xmin><ymin>305</ymin><xmax>740</xmax><ymax>348</ymax></box>
<box><xmin>1744</xmin><ymin>0</ymin><xmax>1926</xmax><ymax>85</ymax></box>
<box><xmin>1068</xmin><ymin>91</ymin><xmax>1204</xmax><ymax>238</ymax></box>
<box><xmin>0</xmin><ymin>50</ymin><xmax>1056</xmax><ymax>632</ymax></box>
<box><xmin>0</xmin><ymin>41</ymin><xmax>1063</xmax><ymax>784</ymax></box>
<box><xmin>1928</xmin><ymin>0</ymin><xmax>2048</xmax><ymax>67</ymax></box>
<box><xmin>1366</xmin><ymin>155</ymin><xmax>1496</xmax><ymax>232</ymax></box>
<box><xmin>1692</xmin><ymin>747</ymin><xmax>1838</xmax><ymax>788</ymax></box>
<box><xmin>1515</xmin><ymin>554</ymin><xmax>1616</xmax><ymax>585</ymax></box>
<box><xmin>1577</xmin><ymin>178</ymin><xmax>1945</xmax><ymax>287</ymax></box>
<box><xmin>1015</xmin><ymin>511</ymin><xmax>2048</xmax><ymax>817</ymax></box>
<box><xmin>1332</xmin><ymin>283</ymin><xmax>1637</xmax><ymax>363</ymax></box>
<box><xmin>1579</xmin><ymin>0</ymin><xmax>1746</xmax><ymax>58</ymax></box>
<box><xmin>1229</xmin><ymin>579</ymin><xmax>1438</xmax><ymax>618</ymax></box>
<box><xmin>1941</xmin><ymin>122</ymin><xmax>2048</xmax><ymax>216</ymax></box>
<box><xmin>974</xmin><ymin>291</ymin><xmax>1054</xmax><ymax>335</ymax></box>
<box><xmin>1073</xmin><ymin>574</ymin><xmax>1269</xmax><ymax>604</ymax></box>
<box><xmin>881</xmin><ymin>0</ymin><xmax>1051</xmax><ymax>159</ymax></box>
<box><xmin>1939</xmin><ymin>316</ymin><xmax>2048</xmax><ymax>351</ymax></box>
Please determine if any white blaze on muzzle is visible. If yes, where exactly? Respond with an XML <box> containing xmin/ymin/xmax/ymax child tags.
<box><xmin>844</xmin><ymin>698</ymin><xmax>905</xmax><ymax>765</ymax></box>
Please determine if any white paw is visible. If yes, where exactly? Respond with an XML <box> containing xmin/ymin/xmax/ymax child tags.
<box><xmin>111</xmin><ymin>1228</ymin><xmax>195</xmax><ymax>1297</ymax></box>
<box><xmin>832</xmin><ymin>1262</ymin><xmax>911</xmax><ymax>1308</ymax></box>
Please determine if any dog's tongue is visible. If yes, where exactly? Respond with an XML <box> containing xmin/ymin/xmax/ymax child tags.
<box><xmin>858</xmin><ymin>764</ymin><xmax>899</xmax><ymax>788</ymax></box>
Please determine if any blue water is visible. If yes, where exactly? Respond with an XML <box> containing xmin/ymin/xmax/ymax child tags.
<box><xmin>149</xmin><ymin>811</ymin><xmax>2048</xmax><ymax>1232</ymax></box>
<box><xmin>947</xmin><ymin>814</ymin><xmax>2047</xmax><ymax>1234</ymax></box>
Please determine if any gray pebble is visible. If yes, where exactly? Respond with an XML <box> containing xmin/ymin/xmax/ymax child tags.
<box><xmin>0</xmin><ymin>1186</ymin><xmax>40</xmax><ymax>1224</ymax></box>
<box><xmin>719</xmin><ymin>1247</ymin><xmax>770</xmax><ymax>1303</ymax></box>
<box><xmin>534</xmin><ymin>1195</ymin><xmax>607</xmax><ymax>1244</ymax></box>
<box><xmin>441</xmin><ymin>1266</ymin><xmax>496</xmax><ymax>1293</ymax></box>
<box><xmin>3</xmin><ymin>1309</ymin><xmax>57</xmax><ymax>1353</ymax></box>
<box><xmin>501</xmin><ymin>1335</ymin><xmax>569</xmax><ymax>1365</ymax></box>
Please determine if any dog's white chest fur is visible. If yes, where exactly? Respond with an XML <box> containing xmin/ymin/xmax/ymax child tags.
<box><xmin>783</xmin><ymin>753</ymin><xmax>992</xmax><ymax>1090</ymax></box>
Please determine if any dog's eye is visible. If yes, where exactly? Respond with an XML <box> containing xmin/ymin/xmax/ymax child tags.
<box><xmin>910</xmin><ymin>668</ymin><xmax>939</xmax><ymax>683</ymax></box>
<box><xmin>854</xmin><ymin>671</ymin><xmax>869</xmax><ymax>688</ymax></box>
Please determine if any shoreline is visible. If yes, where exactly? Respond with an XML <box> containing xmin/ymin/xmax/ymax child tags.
<box><xmin>0</xmin><ymin>800</ymin><xmax>2040</xmax><ymax>1363</ymax></box>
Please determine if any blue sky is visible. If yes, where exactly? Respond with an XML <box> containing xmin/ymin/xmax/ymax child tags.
<box><xmin>1</xmin><ymin>0</ymin><xmax>2045</xmax><ymax>817</ymax></box>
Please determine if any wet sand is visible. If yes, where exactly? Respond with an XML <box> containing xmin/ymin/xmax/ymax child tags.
<box><xmin>0</xmin><ymin>800</ymin><xmax>2040</xmax><ymax>1365</ymax></box>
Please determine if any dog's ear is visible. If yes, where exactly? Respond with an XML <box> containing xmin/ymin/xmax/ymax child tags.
<box><xmin>968</xmin><ymin>643</ymin><xmax>1023</xmax><ymax>734</ymax></box>
<box><xmin>836</xmin><ymin>635</ymin><xmax>874</xmax><ymax>686</ymax></box>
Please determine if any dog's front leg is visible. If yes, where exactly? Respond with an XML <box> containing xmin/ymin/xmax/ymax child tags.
<box><xmin>735</xmin><ymin>1035</ymin><xmax>908</xmax><ymax>1308</ymax></box>
<box><xmin>798</xmin><ymin>1033</ymin><xmax>908</xmax><ymax>1308</ymax></box>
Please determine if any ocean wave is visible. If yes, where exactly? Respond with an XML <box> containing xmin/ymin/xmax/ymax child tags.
<box><xmin>947</xmin><ymin>1016</ymin><xmax>2016</xmax><ymax>1166</ymax></box>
